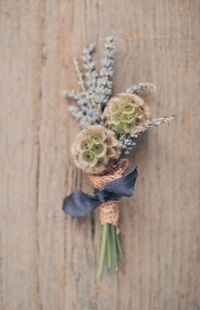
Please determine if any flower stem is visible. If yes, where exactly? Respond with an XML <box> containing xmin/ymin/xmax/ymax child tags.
<box><xmin>106</xmin><ymin>224</ymin><xmax>112</xmax><ymax>268</ymax></box>
<box><xmin>97</xmin><ymin>223</ymin><xmax>109</xmax><ymax>279</ymax></box>
<box><xmin>97</xmin><ymin>224</ymin><xmax>124</xmax><ymax>278</ymax></box>
<box><xmin>116</xmin><ymin>231</ymin><xmax>123</xmax><ymax>259</ymax></box>
<box><xmin>111</xmin><ymin>224</ymin><xmax>118</xmax><ymax>272</ymax></box>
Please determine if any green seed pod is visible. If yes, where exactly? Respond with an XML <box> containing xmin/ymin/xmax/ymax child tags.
<box><xmin>71</xmin><ymin>125</ymin><xmax>121</xmax><ymax>174</ymax></box>
<box><xmin>103</xmin><ymin>93</ymin><xmax>151</xmax><ymax>135</ymax></box>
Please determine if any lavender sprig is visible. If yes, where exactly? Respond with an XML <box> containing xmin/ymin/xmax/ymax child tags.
<box><xmin>119</xmin><ymin>134</ymin><xmax>136</xmax><ymax>155</ymax></box>
<box><xmin>81</xmin><ymin>43</ymin><xmax>98</xmax><ymax>92</ymax></box>
<box><xmin>95</xmin><ymin>37</ymin><xmax>115</xmax><ymax>108</ymax></box>
<box><xmin>63</xmin><ymin>37</ymin><xmax>115</xmax><ymax>128</ymax></box>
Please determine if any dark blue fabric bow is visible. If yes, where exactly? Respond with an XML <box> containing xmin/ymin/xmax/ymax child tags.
<box><xmin>63</xmin><ymin>168</ymin><xmax>138</xmax><ymax>218</ymax></box>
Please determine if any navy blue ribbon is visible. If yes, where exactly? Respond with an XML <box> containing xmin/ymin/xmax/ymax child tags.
<box><xmin>63</xmin><ymin>168</ymin><xmax>138</xmax><ymax>218</ymax></box>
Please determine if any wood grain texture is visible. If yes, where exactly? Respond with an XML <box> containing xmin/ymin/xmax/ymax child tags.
<box><xmin>0</xmin><ymin>0</ymin><xmax>200</xmax><ymax>309</ymax></box>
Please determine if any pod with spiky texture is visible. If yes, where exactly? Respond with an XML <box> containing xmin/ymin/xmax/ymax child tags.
<box><xmin>103</xmin><ymin>93</ymin><xmax>151</xmax><ymax>136</ymax></box>
<box><xmin>71</xmin><ymin>125</ymin><xmax>121</xmax><ymax>174</ymax></box>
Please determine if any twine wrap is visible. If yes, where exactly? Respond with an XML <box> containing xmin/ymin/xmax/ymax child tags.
<box><xmin>89</xmin><ymin>159</ymin><xmax>129</xmax><ymax>225</ymax></box>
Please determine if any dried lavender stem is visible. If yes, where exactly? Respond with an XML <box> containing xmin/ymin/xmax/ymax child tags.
<box><xmin>73</xmin><ymin>58</ymin><xmax>96</xmax><ymax>108</ymax></box>
<box><xmin>73</xmin><ymin>58</ymin><xmax>87</xmax><ymax>93</ymax></box>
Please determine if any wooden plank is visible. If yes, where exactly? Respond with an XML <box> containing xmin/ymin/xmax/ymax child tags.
<box><xmin>0</xmin><ymin>0</ymin><xmax>200</xmax><ymax>309</ymax></box>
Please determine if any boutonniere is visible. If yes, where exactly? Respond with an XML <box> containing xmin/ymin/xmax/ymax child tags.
<box><xmin>62</xmin><ymin>37</ymin><xmax>174</xmax><ymax>278</ymax></box>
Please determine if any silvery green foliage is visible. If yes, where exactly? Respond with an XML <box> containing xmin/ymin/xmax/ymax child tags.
<box><xmin>63</xmin><ymin>37</ymin><xmax>115</xmax><ymax>128</ymax></box>
<box><xmin>131</xmin><ymin>116</ymin><xmax>175</xmax><ymax>138</ymax></box>
<box><xmin>119</xmin><ymin>116</ymin><xmax>174</xmax><ymax>154</ymax></box>
<box><xmin>126</xmin><ymin>82</ymin><xmax>156</xmax><ymax>96</ymax></box>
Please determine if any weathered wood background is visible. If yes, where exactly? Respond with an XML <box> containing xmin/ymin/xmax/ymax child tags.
<box><xmin>0</xmin><ymin>0</ymin><xmax>200</xmax><ymax>309</ymax></box>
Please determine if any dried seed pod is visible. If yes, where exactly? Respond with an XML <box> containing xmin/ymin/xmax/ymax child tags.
<box><xmin>71</xmin><ymin>125</ymin><xmax>121</xmax><ymax>174</ymax></box>
<box><xmin>103</xmin><ymin>93</ymin><xmax>151</xmax><ymax>135</ymax></box>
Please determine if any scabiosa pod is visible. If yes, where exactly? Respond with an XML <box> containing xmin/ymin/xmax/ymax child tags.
<box><xmin>103</xmin><ymin>93</ymin><xmax>151</xmax><ymax>136</ymax></box>
<box><xmin>71</xmin><ymin>125</ymin><xmax>122</xmax><ymax>175</ymax></box>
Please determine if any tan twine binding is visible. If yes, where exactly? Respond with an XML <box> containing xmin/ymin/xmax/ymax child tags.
<box><xmin>89</xmin><ymin>159</ymin><xmax>129</xmax><ymax>226</ymax></box>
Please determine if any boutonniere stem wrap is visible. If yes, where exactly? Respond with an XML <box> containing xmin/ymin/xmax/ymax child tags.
<box><xmin>63</xmin><ymin>159</ymin><xmax>138</xmax><ymax>277</ymax></box>
<box><xmin>62</xmin><ymin>37</ymin><xmax>174</xmax><ymax>278</ymax></box>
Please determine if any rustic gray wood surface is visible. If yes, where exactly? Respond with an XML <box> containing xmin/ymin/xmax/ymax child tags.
<box><xmin>0</xmin><ymin>1</ymin><xmax>200</xmax><ymax>309</ymax></box>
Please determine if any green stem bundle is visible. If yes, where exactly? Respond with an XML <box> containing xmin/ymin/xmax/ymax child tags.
<box><xmin>97</xmin><ymin>223</ymin><xmax>123</xmax><ymax>279</ymax></box>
